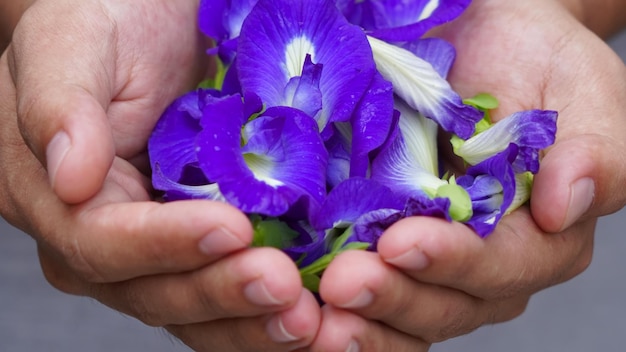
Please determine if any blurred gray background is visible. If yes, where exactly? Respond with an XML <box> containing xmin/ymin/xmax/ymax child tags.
<box><xmin>1</xmin><ymin>31</ymin><xmax>625</xmax><ymax>352</ymax></box>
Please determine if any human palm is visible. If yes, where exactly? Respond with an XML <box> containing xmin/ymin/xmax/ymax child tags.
<box><xmin>9</xmin><ymin>0</ymin><xmax>208</xmax><ymax>202</ymax></box>
<box><xmin>312</xmin><ymin>1</ymin><xmax>626</xmax><ymax>350</ymax></box>
<box><xmin>2</xmin><ymin>1</ymin><xmax>320</xmax><ymax>351</ymax></box>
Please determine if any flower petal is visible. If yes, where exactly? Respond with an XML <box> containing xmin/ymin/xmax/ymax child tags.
<box><xmin>152</xmin><ymin>163</ymin><xmax>223</xmax><ymax>202</ymax></box>
<box><xmin>402</xmin><ymin>38</ymin><xmax>456</xmax><ymax>79</ymax></box>
<box><xmin>371</xmin><ymin>99</ymin><xmax>446</xmax><ymax>199</ymax></box>
<box><xmin>198</xmin><ymin>0</ymin><xmax>259</xmax><ymax>63</ymax></box>
<box><xmin>149</xmin><ymin>89</ymin><xmax>219</xmax><ymax>184</ymax></box>
<box><xmin>237</xmin><ymin>0</ymin><xmax>376</xmax><ymax>132</ymax></box>
<box><xmin>364</xmin><ymin>0</ymin><xmax>473</xmax><ymax>42</ymax></box>
<box><xmin>198</xmin><ymin>101</ymin><xmax>328</xmax><ymax>218</ymax></box>
<box><xmin>404</xmin><ymin>194</ymin><xmax>452</xmax><ymax>220</ymax></box>
<box><xmin>368</xmin><ymin>36</ymin><xmax>482</xmax><ymax>139</ymax></box>
<box><xmin>312</xmin><ymin>177</ymin><xmax>405</xmax><ymax>231</ymax></box>
<box><xmin>455</xmin><ymin>109</ymin><xmax>558</xmax><ymax>172</ymax></box>
<box><xmin>282</xmin><ymin>55</ymin><xmax>323</xmax><ymax>118</ymax></box>
<box><xmin>350</xmin><ymin>72</ymin><xmax>396</xmax><ymax>178</ymax></box>
<box><xmin>457</xmin><ymin>144</ymin><xmax>517</xmax><ymax>237</ymax></box>
<box><xmin>282</xmin><ymin>221</ymin><xmax>328</xmax><ymax>267</ymax></box>
<box><xmin>350</xmin><ymin>208</ymin><xmax>404</xmax><ymax>250</ymax></box>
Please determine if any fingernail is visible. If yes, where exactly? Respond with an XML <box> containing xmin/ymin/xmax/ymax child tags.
<box><xmin>338</xmin><ymin>288</ymin><xmax>374</xmax><ymax>309</ymax></box>
<box><xmin>346</xmin><ymin>339</ymin><xmax>360</xmax><ymax>352</ymax></box>
<box><xmin>198</xmin><ymin>227</ymin><xmax>245</xmax><ymax>257</ymax></box>
<box><xmin>562</xmin><ymin>177</ymin><xmax>595</xmax><ymax>230</ymax></box>
<box><xmin>46</xmin><ymin>131</ymin><xmax>71</xmax><ymax>187</ymax></box>
<box><xmin>266</xmin><ymin>314</ymin><xmax>299</xmax><ymax>343</ymax></box>
<box><xmin>384</xmin><ymin>247</ymin><xmax>430</xmax><ymax>271</ymax></box>
<box><xmin>244</xmin><ymin>279</ymin><xmax>284</xmax><ymax>306</ymax></box>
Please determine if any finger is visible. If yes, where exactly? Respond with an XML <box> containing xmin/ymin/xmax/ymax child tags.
<box><xmin>9</xmin><ymin>1</ymin><xmax>119</xmax><ymax>203</ymax></box>
<box><xmin>2</xmin><ymin>52</ymin><xmax>253</xmax><ymax>285</ymax></box>
<box><xmin>532</xmin><ymin>135</ymin><xmax>626</xmax><ymax>232</ymax></box>
<box><xmin>50</xmin><ymin>248</ymin><xmax>304</xmax><ymax>326</ymax></box>
<box><xmin>320</xmin><ymin>251</ymin><xmax>530</xmax><ymax>342</ymax></box>
<box><xmin>376</xmin><ymin>212</ymin><xmax>594</xmax><ymax>301</ymax></box>
<box><xmin>47</xmin><ymin>199</ymin><xmax>254</xmax><ymax>283</ymax></box>
<box><xmin>311</xmin><ymin>306</ymin><xmax>429</xmax><ymax>352</ymax></box>
<box><xmin>166</xmin><ymin>289</ymin><xmax>320</xmax><ymax>352</ymax></box>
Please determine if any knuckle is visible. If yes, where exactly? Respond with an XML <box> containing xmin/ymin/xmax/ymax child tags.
<box><xmin>485</xmin><ymin>296</ymin><xmax>531</xmax><ymax>326</ymax></box>
<box><xmin>427</xmin><ymin>298</ymin><xmax>482</xmax><ymax>342</ymax></box>
<box><xmin>57</xmin><ymin>232</ymin><xmax>107</xmax><ymax>283</ymax></box>
<box><xmin>115</xmin><ymin>282</ymin><xmax>164</xmax><ymax>327</ymax></box>
<box><xmin>37</xmin><ymin>246</ymin><xmax>84</xmax><ymax>296</ymax></box>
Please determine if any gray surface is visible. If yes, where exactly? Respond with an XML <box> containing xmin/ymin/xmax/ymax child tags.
<box><xmin>1</xmin><ymin>31</ymin><xmax>625</xmax><ymax>352</ymax></box>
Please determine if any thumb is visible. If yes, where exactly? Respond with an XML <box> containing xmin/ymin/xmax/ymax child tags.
<box><xmin>8</xmin><ymin>2</ymin><xmax>117</xmax><ymax>204</ymax></box>
<box><xmin>531</xmin><ymin>135</ymin><xmax>626</xmax><ymax>233</ymax></box>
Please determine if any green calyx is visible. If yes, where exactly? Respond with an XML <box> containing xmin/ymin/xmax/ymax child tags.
<box><xmin>435</xmin><ymin>180</ymin><xmax>473</xmax><ymax>222</ymax></box>
<box><xmin>251</xmin><ymin>216</ymin><xmax>299</xmax><ymax>249</ymax></box>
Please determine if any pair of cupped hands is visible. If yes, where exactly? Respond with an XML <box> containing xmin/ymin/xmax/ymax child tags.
<box><xmin>1</xmin><ymin>0</ymin><xmax>625</xmax><ymax>351</ymax></box>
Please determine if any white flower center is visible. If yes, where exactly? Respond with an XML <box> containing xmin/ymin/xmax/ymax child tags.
<box><xmin>284</xmin><ymin>36</ymin><xmax>316</xmax><ymax>79</ymax></box>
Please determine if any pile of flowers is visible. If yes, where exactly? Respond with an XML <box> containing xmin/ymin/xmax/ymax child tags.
<box><xmin>148</xmin><ymin>0</ymin><xmax>557</xmax><ymax>291</ymax></box>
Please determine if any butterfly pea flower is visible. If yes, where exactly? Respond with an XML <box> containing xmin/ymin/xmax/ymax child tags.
<box><xmin>337</xmin><ymin>0</ymin><xmax>473</xmax><ymax>43</ymax></box>
<box><xmin>325</xmin><ymin>72</ymin><xmax>396</xmax><ymax>187</ymax></box>
<box><xmin>370</xmin><ymin>98</ymin><xmax>475</xmax><ymax>221</ymax></box>
<box><xmin>371</xmin><ymin>99</ymin><xmax>447</xmax><ymax>197</ymax></box>
<box><xmin>311</xmin><ymin>177</ymin><xmax>405</xmax><ymax>250</ymax></box>
<box><xmin>452</xmin><ymin>109</ymin><xmax>558</xmax><ymax>173</ymax></box>
<box><xmin>367</xmin><ymin>36</ymin><xmax>483</xmax><ymax>139</ymax></box>
<box><xmin>236</xmin><ymin>0</ymin><xmax>377</xmax><ymax>134</ymax></box>
<box><xmin>456</xmin><ymin>144</ymin><xmax>518</xmax><ymax>237</ymax></box>
<box><xmin>197</xmin><ymin>98</ymin><xmax>328</xmax><ymax>218</ymax></box>
<box><xmin>311</xmin><ymin>177</ymin><xmax>452</xmax><ymax>251</ymax></box>
<box><xmin>148</xmin><ymin>89</ymin><xmax>235</xmax><ymax>201</ymax></box>
<box><xmin>250</xmin><ymin>216</ymin><xmax>328</xmax><ymax>267</ymax></box>
<box><xmin>198</xmin><ymin>0</ymin><xmax>258</xmax><ymax>64</ymax></box>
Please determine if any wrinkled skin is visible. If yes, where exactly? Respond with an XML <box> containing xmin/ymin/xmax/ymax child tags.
<box><xmin>0</xmin><ymin>0</ymin><xmax>625</xmax><ymax>351</ymax></box>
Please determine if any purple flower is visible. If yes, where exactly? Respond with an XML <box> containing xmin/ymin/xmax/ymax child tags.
<box><xmin>148</xmin><ymin>89</ymin><xmax>227</xmax><ymax>201</ymax></box>
<box><xmin>325</xmin><ymin>72</ymin><xmax>396</xmax><ymax>187</ymax></box>
<box><xmin>371</xmin><ymin>98</ymin><xmax>447</xmax><ymax>200</ymax></box>
<box><xmin>311</xmin><ymin>177</ymin><xmax>405</xmax><ymax>250</ymax></box>
<box><xmin>236</xmin><ymin>0</ymin><xmax>377</xmax><ymax>134</ymax></box>
<box><xmin>368</xmin><ymin>36</ymin><xmax>483</xmax><ymax>139</ymax></box>
<box><xmin>457</xmin><ymin>144</ymin><xmax>518</xmax><ymax>237</ymax></box>
<box><xmin>337</xmin><ymin>0</ymin><xmax>473</xmax><ymax>42</ymax></box>
<box><xmin>198</xmin><ymin>0</ymin><xmax>258</xmax><ymax>63</ymax></box>
<box><xmin>197</xmin><ymin>99</ymin><xmax>328</xmax><ymax>218</ymax></box>
<box><xmin>453</xmin><ymin>109</ymin><xmax>558</xmax><ymax>173</ymax></box>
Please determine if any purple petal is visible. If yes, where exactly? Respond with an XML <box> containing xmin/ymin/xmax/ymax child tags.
<box><xmin>457</xmin><ymin>144</ymin><xmax>518</xmax><ymax>237</ymax></box>
<box><xmin>402</xmin><ymin>38</ymin><xmax>456</xmax><ymax>79</ymax></box>
<box><xmin>404</xmin><ymin>194</ymin><xmax>452</xmax><ymax>220</ymax></box>
<box><xmin>283</xmin><ymin>55</ymin><xmax>323</xmax><ymax>118</ymax></box>
<box><xmin>237</xmin><ymin>0</ymin><xmax>376</xmax><ymax>132</ymax></box>
<box><xmin>325</xmin><ymin>126</ymin><xmax>352</xmax><ymax>188</ymax></box>
<box><xmin>350</xmin><ymin>209</ymin><xmax>404</xmax><ymax>250</ymax></box>
<box><xmin>149</xmin><ymin>89</ymin><xmax>218</xmax><ymax>184</ymax></box>
<box><xmin>312</xmin><ymin>177</ymin><xmax>405</xmax><ymax>231</ymax></box>
<box><xmin>282</xmin><ymin>221</ymin><xmax>328</xmax><ymax>267</ymax></box>
<box><xmin>363</xmin><ymin>0</ymin><xmax>473</xmax><ymax>42</ymax></box>
<box><xmin>368</xmin><ymin>36</ymin><xmax>482</xmax><ymax>139</ymax></box>
<box><xmin>152</xmin><ymin>163</ymin><xmax>222</xmax><ymax>202</ymax></box>
<box><xmin>199</xmin><ymin>0</ymin><xmax>259</xmax><ymax>64</ymax></box>
<box><xmin>456</xmin><ymin>109</ymin><xmax>558</xmax><ymax>173</ymax></box>
<box><xmin>198</xmin><ymin>102</ymin><xmax>327</xmax><ymax>218</ymax></box>
<box><xmin>350</xmin><ymin>73</ymin><xmax>396</xmax><ymax>178</ymax></box>
<box><xmin>198</xmin><ymin>0</ymin><xmax>258</xmax><ymax>42</ymax></box>
<box><xmin>370</xmin><ymin>100</ymin><xmax>447</xmax><ymax>200</ymax></box>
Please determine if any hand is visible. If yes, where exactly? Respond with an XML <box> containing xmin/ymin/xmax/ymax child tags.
<box><xmin>0</xmin><ymin>0</ymin><xmax>320</xmax><ymax>350</ymax></box>
<box><xmin>310</xmin><ymin>0</ymin><xmax>626</xmax><ymax>350</ymax></box>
